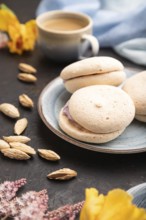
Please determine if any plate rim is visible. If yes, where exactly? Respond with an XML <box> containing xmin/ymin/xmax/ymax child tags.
<box><xmin>127</xmin><ymin>183</ymin><xmax>146</xmax><ymax>194</ymax></box>
<box><xmin>38</xmin><ymin>77</ymin><xmax>146</xmax><ymax>154</ymax></box>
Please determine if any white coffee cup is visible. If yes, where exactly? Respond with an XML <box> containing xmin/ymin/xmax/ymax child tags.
<box><xmin>36</xmin><ymin>10</ymin><xmax>99</xmax><ymax>63</ymax></box>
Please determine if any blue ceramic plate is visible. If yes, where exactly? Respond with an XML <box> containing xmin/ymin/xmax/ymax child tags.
<box><xmin>38</xmin><ymin>68</ymin><xmax>146</xmax><ymax>154</ymax></box>
<box><xmin>128</xmin><ymin>183</ymin><xmax>146</xmax><ymax>208</ymax></box>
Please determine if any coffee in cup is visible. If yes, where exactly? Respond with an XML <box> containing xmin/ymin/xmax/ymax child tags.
<box><xmin>43</xmin><ymin>17</ymin><xmax>86</xmax><ymax>31</ymax></box>
<box><xmin>36</xmin><ymin>11</ymin><xmax>99</xmax><ymax>63</ymax></box>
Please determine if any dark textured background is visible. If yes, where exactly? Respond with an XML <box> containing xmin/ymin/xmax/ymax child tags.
<box><xmin>0</xmin><ymin>0</ymin><xmax>146</xmax><ymax>210</ymax></box>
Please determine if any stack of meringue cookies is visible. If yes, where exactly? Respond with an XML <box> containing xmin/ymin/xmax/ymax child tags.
<box><xmin>58</xmin><ymin>57</ymin><xmax>146</xmax><ymax>144</ymax></box>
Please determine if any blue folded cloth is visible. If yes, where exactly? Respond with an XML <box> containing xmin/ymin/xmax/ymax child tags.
<box><xmin>36</xmin><ymin>0</ymin><xmax>146</xmax><ymax>65</ymax></box>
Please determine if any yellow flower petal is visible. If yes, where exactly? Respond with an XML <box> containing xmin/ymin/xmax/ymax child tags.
<box><xmin>0</xmin><ymin>7</ymin><xmax>19</xmax><ymax>31</ymax></box>
<box><xmin>7</xmin><ymin>23</ymin><xmax>23</xmax><ymax>54</ymax></box>
<box><xmin>80</xmin><ymin>188</ymin><xmax>105</xmax><ymax>220</ymax></box>
<box><xmin>7</xmin><ymin>20</ymin><xmax>37</xmax><ymax>54</ymax></box>
<box><xmin>99</xmin><ymin>189</ymin><xmax>146</xmax><ymax>220</ymax></box>
<box><xmin>0</xmin><ymin>4</ymin><xmax>37</xmax><ymax>54</ymax></box>
<box><xmin>80</xmin><ymin>188</ymin><xmax>146</xmax><ymax>220</ymax></box>
<box><xmin>23</xmin><ymin>20</ymin><xmax>37</xmax><ymax>51</ymax></box>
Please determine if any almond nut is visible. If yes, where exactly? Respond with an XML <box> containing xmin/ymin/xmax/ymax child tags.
<box><xmin>1</xmin><ymin>148</ymin><xmax>30</xmax><ymax>160</ymax></box>
<box><xmin>10</xmin><ymin>142</ymin><xmax>36</xmax><ymax>155</ymax></box>
<box><xmin>19</xmin><ymin>94</ymin><xmax>34</xmax><ymax>108</ymax></box>
<box><xmin>47</xmin><ymin>168</ymin><xmax>77</xmax><ymax>180</ymax></box>
<box><xmin>0</xmin><ymin>103</ymin><xmax>20</xmax><ymax>118</ymax></box>
<box><xmin>38</xmin><ymin>149</ymin><xmax>60</xmax><ymax>161</ymax></box>
<box><xmin>14</xmin><ymin>118</ymin><xmax>28</xmax><ymax>135</ymax></box>
<box><xmin>3</xmin><ymin>135</ymin><xmax>31</xmax><ymax>143</ymax></box>
<box><xmin>18</xmin><ymin>63</ymin><xmax>37</xmax><ymax>74</ymax></box>
<box><xmin>18</xmin><ymin>73</ymin><xmax>37</xmax><ymax>83</ymax></box>
<box><xmin>0</xmin><ymin>139</ymin><xmax>10</xmax><ymax>150</ymax></box>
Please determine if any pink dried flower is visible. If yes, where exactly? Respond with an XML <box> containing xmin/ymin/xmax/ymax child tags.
<box><xmin>44</xmin><ymin>201</ymin><xmax>84</xmax><ymax>220</ymax></box>
<box><xmin>0</xmin><ymin>178</ymin><xmax>26</xmax><ymax>218</ymax></box>
<box><xmin>14</xmin><ymin>204</ymin><xmax>45</xmax><ymax>220</ymax></box>
<box><xmin>12</xmin><ymin>189</ymin><xmax>48</xmax><ymax>219</ymax></box>
<box><xmin>0</xmin><ymin>178</ymin><xmax>26</xmax><ymax>201</ymax></box>
<box><xmin>0</xmin><ymin>200</ymin><xmax>10</xmax><ymax>219</ymax></box>
<box><xmin>0</xmin><ymin>178</ymin><xmax>83</xmax><ymax>220</ymax></box>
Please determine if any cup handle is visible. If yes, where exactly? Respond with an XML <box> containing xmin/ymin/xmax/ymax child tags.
<box><xmin>79</xmin><ymin>34</ymin><xmax>99</xmax><ymax>59</ymax></box>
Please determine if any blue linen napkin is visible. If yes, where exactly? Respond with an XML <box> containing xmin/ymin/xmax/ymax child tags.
<box><xmin>36</xmin><ymin>0</ymin><xmax>146</xmax><ymax>65</ymax></box>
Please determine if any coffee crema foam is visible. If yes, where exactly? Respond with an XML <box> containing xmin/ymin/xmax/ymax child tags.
<box><xmin>43</xmin><ymin>17</ymin><xmax>86</xmax><ymax>31</ymax></box>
